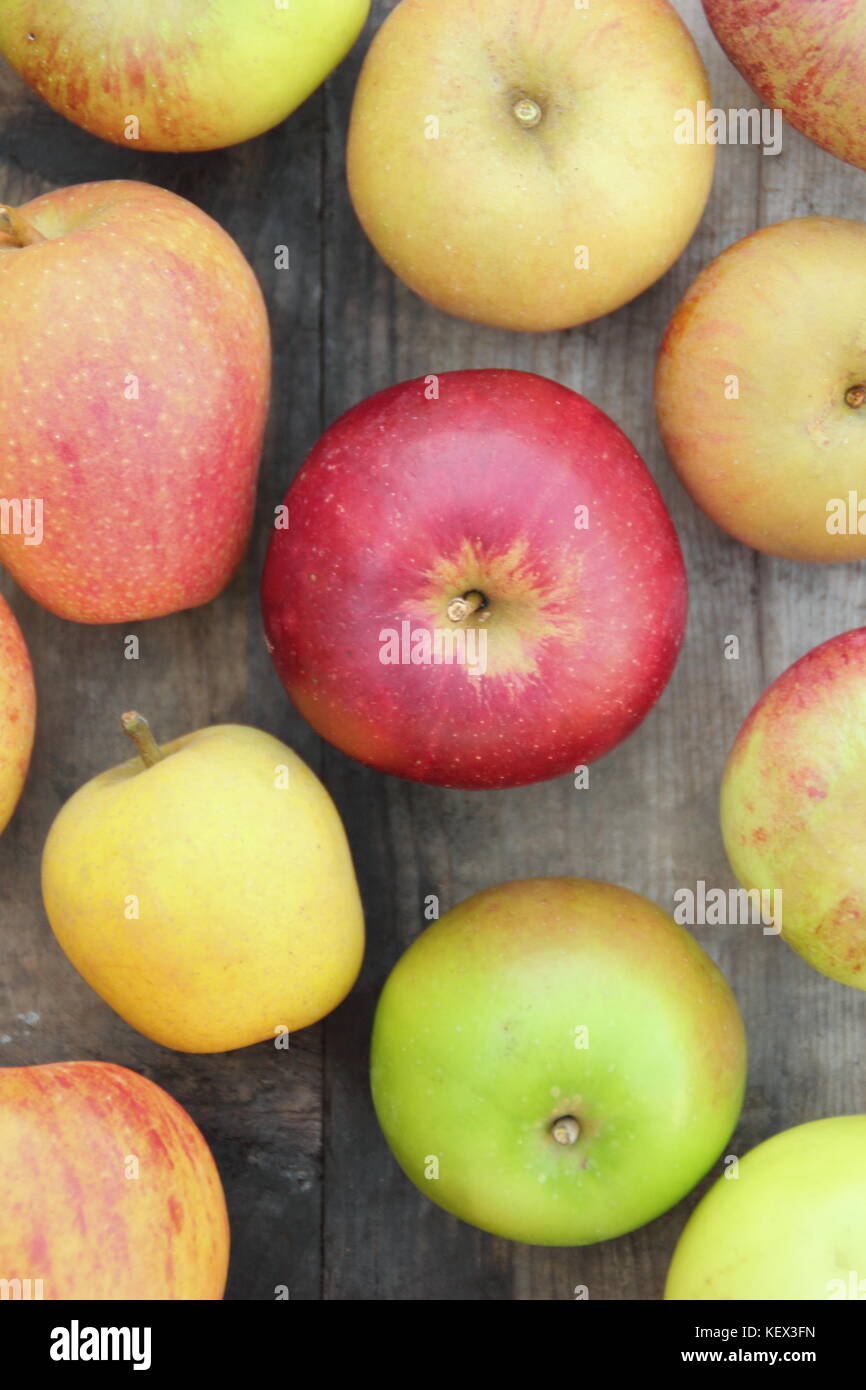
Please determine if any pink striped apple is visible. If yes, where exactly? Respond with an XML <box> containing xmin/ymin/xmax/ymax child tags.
<box><xmin>0</xmin><ymin>180</ymin><xmax>269</xmax><ymax>623</ymax></box>
<box><xmin>0</xmin><ymin>593</ymin><xmax>34</xmax><ymax>834</ymax></box>
<box><xmin>0</xmin><ymin>1061</ymin><xmax>229</xmax><ymax>1299</ymax></box>
<box><xmin>721</xmin><ymin>628</ymin><xmax>866</xmax><ymax>990</ymax></box>
<box><xmin>703</xmin><ymin>0</ymin><xmax>866</xmax><ymax>171</ymax></box>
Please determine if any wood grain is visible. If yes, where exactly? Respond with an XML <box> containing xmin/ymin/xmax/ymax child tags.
<box><xmin>1</xmin><ymin>0</ymin><xmax>864</xmax><ymax>1300</ymax></box>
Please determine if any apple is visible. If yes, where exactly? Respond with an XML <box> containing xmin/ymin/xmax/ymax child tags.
<box><xmin>371</xmin><ymin>878</ymin><xmax>747</xmax><ymax>1246</ymax></box>
<box><xmin>0</xmin><ymin>593</ymin><xmax>35</xmax><ymax>835</ymax></box>
<box><xmin>721</xmin><ymin>627</ymin><xmax>866</xmax><ymax>992</ymax></box>
<box><xmin>0</xmin><ymin>1060</ymin><xmax>228</xmax><ymax>1300</ymax></box>
<box><xmin>0</xmin><ymin>179</ymin><xmax>270</xmax><ymax>623</ymax></box>
<box><xmin>347</xmin><ymin>0</ymin><xmax>715</xmax><ymax>332</ymax></box>
<box><xmin>261</xmin><ymin>369</ymin><xmax>688</xmax><ymax>790</ymax></box>
<box><xmin>703</xmin><ymin>0</ymin><xmax>866</xmax><ymax>172</ymax></box>
<box><xmin>41</xmin><ymin>713</ymin><xmax>364</xmax><ymax>1052</ymax></box>
<box><xmin>666</xmin><ymin>1116</ymin><xmax>866</xmax><ymax>1300</ymax></box>
<box><xmin>0</xmin><ymin>0</ymin><xmax>371</xmax><ymax>152</ymax></box>
<box><xmin>656</xmin><ymin>217</ymin><xmax>866</xmax><ymax>563</ymax></box>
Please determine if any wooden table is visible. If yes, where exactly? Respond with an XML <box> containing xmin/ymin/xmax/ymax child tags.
<box><xmin>1</xmin><ymin>1</ymin><xmax>864</xmax><ymax>1301</ymax></box>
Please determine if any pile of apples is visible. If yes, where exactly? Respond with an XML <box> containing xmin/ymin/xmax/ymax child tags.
<box><xmin>1</xmin><ymin>0</ymin><xmax>866</xmax><ymax>1303</ymax></box>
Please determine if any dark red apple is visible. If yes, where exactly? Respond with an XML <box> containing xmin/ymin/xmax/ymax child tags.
<box><xmin>261</xmin><ymin>370</ymin><xmax>687</xmax><ymax>790</ymax></box>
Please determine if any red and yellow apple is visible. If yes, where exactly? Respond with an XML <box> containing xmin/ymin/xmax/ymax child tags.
<box><xmin>721</xmin><ymin>628</ymin><xmax>866</xmax><ymax>991</ymax></box>
<box><xmin>371</xmin><ymin>878</ymin><xmax>747</xmax><ymax>1246</ymax></box>
<box><xmin>347</xmin><ymin>0</ymin><xmax>715</xmax><ymax>332</ymax></box>
<box><xmin>261</xmin><ymin>369</ymin><xmax>688</xmax><ymax>790</ymax></box>
<box><xmin>0</xmin><ymin>180</ymin><xmax>269</xmax><ymax>623</ymax></box>
<box><xmin>0</xmin><ymin>593</ymin><xmax>35</xmax><ymax>834</ymax></box>
<box><xmin>0</xmin><ymin>0</ymin><xmax>371</xmax><ymax>152</ymax></box>
<box><xmin>703</xmin><ymin>0</ymin><xmax>866</xmax><ymax>172</ymax></box>
<box><xmin>0</xmin><ymin>1060</ymin><xmax>229</xmax><ymax>1299</ymax></box>
<box><xmin>666</xmin><ymin>1116</ymin><xmax>866</xmax><ymax>1300</ymax></box>
<box><xmin>656</xmin><ymin>217</ymin><xmax>866</xmax><ymax>563</ymax></box>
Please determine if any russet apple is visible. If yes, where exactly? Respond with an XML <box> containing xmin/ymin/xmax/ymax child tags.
<box><xmin>703</xmin><ymin>0</ymin><xmax>866</xmax><ymax>172</ymax></box>
<box><xmin>0</xmin><ymin>1060</ymin><xmax>228</xmax><ymax>1300</ymax></box>
<box><xmin>371</xmin><ymin>878</ymin><xmax>747</xmax><ymax>1246</ymax></box>
<box><xmin>0</xmin><ymin>593</ymin><xmax>35</xmax><ymax>834</ymax></box>
<box><xmin>656</xmin><ymin>217</ymin><xmax>866</xmax><ymax>563</ymax></box>
<box><xmin>721</xmin><ymin>628</ymin><xmax>866</xmax><ymax>991</ymax></box>
<box><xmin>261</xmin><ymin>370</ymin><xmax>688</xmax><ymax>790</ymax></box>
<box><xmin>0</xmin><ymin>180</ymin><xmax>270</xmax><ymax>623</ymax></box>
<box><xmin>666</xmin><ymin>1116</ymin><xmax>866</xmax><ymax>1300</ymax></box>
<box><xmin>0</xmin><ymin>0</ymin><xmax>371</xmax><ymax>152</ymax></box>
<box><xmin>41</xmin><ymin>714</ymin><xmax>364</xmax><ymax>1052</ymax></box>
<box><xmin>347</xmin><ymin>0</ymin><xmax>715</xmax><ymax>332</ymax></box>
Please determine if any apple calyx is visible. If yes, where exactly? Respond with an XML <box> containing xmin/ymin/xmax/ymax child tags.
<box><xmin>550</xmin><ymin>1116</ymin><xmax>581</xmax><ymax>1146</ymax></box>
<box><xmin>121</xmin><ymin>711</ymin><xmax>165</xmax><ymax>769</ymax></box>
<box><xmin>446</xmin><ymin>590</ymin><xmax>488</xmax><ymax>624</ymax></box>
<box><xmin>0</xmin><ymin>205</ymin><xmax>46</xmax><ymax>248</ymax></box>
<box><xmin>846</xmin><ymin>384</ymin><xmax>866</xmax><ymax>410</ymax></box>
<box><xmin>512</xmin><ymin>96</ymin><xmax>543</xmax><ymax>130</ymax></box>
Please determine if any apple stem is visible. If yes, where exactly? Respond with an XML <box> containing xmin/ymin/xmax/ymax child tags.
<box><xmin>447</xmin><ymin>590</ymin><xmax>486</xmax><ymax>623</ymax></box>
<box><xmin>551</xmin><ymin>1116</ymin><xmax>581</xmax><ymax>1146</ymax></box>
<box><xmin>0</xmin><ymin>204</ymin><xmax>46</xmax><ymax>247</ymax></box>
<box><xmin>121</xmin><ymin>711</ymin><xmax>165</xmax><ymax>769</ymax></box>
<box><xmin>512</xmin><ymin>96</ymin><xmax>543</xmax><ymax>129</ymax></box>
<box><xmin>846</xmin><ymin>385</ymin><xmax>866</xmax><ymax>410</ymax></box>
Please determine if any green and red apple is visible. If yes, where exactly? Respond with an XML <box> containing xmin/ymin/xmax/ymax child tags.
<box><xmin>0</xmin><ymin>0</ymin><xmax>371</xmax><ymax>151</ymax></box>
<box><xmin>721</xmin><ymin>627</ymin><xmax>866</xmax><ymax>991</ymax></box>
<box><xmin>666</xmin><ymin>1116</ymin><xmax>866</xmax><ymax>1300</ymax></box>
<box><xmin>371</xmin><ymin>878</ymin><xmax>747</xmax><ymax>1246</ymax></box>
<box><xmin>703</xmin><ymin>0</ymin><xmax>866</xmax><ymax>172</ymax></box>
<box><xmin>347</xmin><ymin>0</ymin><xmax>715</xmax><ymax>331</ymax></box>
<box><xmin>42</xmin><ymin>714</ymin><xmax>364</xmax><ymax>1052</ymax></box>
<box><xmin>0</xmin><ymin>180</ymin><xmax>269</xmax><ymax>623</ymax></box>
<box><xmin>261</xmin><ymin>370</ymin><xmax>688</xmax><ymax>790</ymax></box>
<box><xmin>0</xmin><ymin>593</ymin><xmax>35</xmax><ymax>834</ymax></box>
<box><xmin>656</xmin><ymin>217</ymin><xmax>866</xmax><ymax>562</ymax></box>
<box><xmin>0</xmin><ymin>1061</ymin><xmax>228</xmax><ymax>1299</ymax></box>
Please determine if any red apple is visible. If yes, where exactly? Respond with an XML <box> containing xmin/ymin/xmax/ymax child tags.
<box><xmin>261</xmin><ymin>370</ymin><xmax>688</xmax><ymax>790</ymax></box>
<box><xmin>703</xmin><ymin>0</ymin><xmax>866</xmax><ymax>172</ymax></box>
<box><xmin>0</xmin><ymin>1061</ymin><xmax>229</xmax><ymax>1299</ymax></box>
<box><xmin>0</xmin><ymin>180</ymin><xmax>270</xmax><ymax>623</ymax></box>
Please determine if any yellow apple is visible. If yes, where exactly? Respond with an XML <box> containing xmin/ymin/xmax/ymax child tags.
<box><xmin>0</xmin><ymin>0</ymin><xmax>371</xmax><ymax>152</ymax></box>
<box><xmin>656</xmin><ymin>216</ymin><xmax>866</xmax><ymax>562</ymax></box>
<box><xmin>0</xmin><ymin>592</ymin><xmax>35</xmax><ymax>835</ymax></box>
<box><xmin>347</xmin><ymin>0</ymin><xmax>715</xmax><ymax>332</ymax></box>
<box><xmin>666</xmin><ymin>1117</ymin><xmax>866</xmax><ymax>1300</ymax></box>
<box><xmin>41</xmin><ymin>715</ymin><xmax>364</xmax><ymax>1053</ymax></box>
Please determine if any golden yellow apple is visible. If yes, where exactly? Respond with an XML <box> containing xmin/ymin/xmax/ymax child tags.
<box><xmin>0</xmin><ymin>592</ymin><xmax>35</xmax><ymax>835</ymax></box>
<box><xmin>42</xmin><ymin>715</ymin><xmax>364</xmax><ymax>1052</ymax></box>
<box><xmin>347</xmin><ymin>0</ymin><xmax>715</xmax><ymax>332</ymax></box>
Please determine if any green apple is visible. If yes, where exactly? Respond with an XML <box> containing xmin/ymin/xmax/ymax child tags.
<box><xmin>666</xmin><ymin>1117</ymin><xmax>866</xmax><ymax>1300</ymax></box>
<box><xmin>371</xmin><ymin>878</ymin><xmax>747</xmax><ymax>1246</ymax></box>
<box><xmin>0</xmin><ymin>0</ymin><xmax>371</xmax><ymax>152</ymax></box>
